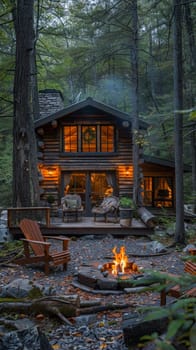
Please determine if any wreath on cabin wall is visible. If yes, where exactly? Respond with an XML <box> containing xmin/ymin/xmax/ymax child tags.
<box><xmin>83</xmin><ymin>127</ymin><xmax>96</xmax><ymax>143</ymax></box>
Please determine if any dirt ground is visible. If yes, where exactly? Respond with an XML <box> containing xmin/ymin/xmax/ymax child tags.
<box><xmin>0</xmin><ymin>232</ymin><xmax>195</xmax><ymax>350</ymax></box>
<box><xmin>0</xmin><ymin>234</ymin><xmax>189</xmax><ymax>308</ymax></box>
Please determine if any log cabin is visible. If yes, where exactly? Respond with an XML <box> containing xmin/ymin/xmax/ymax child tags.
<box><xmin>35</xmin><ymin>89</ymin><xmax>177</xmax><ymax>216</ymax></box>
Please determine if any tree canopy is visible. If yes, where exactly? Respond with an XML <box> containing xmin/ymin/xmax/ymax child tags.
<box><xmin>0</xmin><ymin>0</ymin><xmax>195</xmax><ymax>212</ymax></box>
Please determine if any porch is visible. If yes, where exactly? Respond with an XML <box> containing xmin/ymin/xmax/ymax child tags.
<box><xmin>48</xmin><ymin>216</ymin><xmax>152</xmax><ymax>236</ymax></box>
<box><xmin>7</xmin><ymin>207</ymin><xmax>153</xmax><ymax>237</ymax></box>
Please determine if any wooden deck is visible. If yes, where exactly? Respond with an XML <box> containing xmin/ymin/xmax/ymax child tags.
<box><xmin>10</xmin><ymin>216</ymin><xmax>153</xmax><ymax>237</ymax></box>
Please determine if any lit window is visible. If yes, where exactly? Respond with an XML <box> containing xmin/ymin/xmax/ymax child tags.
<box><xmin>101</xmin><ymin>125</ymin><xmax>114</xmax><ymax>152</ymax></box>
<box><xmin>82</xmin><ymin>126</ymin><xmax>97</xmax><ymax>152</ymax></box>
<box><xmin>143</xmin><ymin>176</ymin><xmax>173</xmax><ymax>208</ymax></box>
<box><xmin>63</xmin><ymin>124</ymin><xmax>115</xmax><ymax>153</ymax></box>
<box><xmin>63</xmin><ymin>126</ymin><xmax>78</xmax><ymax>152</ymax></box>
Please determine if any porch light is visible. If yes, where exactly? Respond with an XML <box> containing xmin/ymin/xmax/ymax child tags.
<box><xmin>47</xmin><ymin>167</ymin><xmax>56</xmax><ymax>176</ymax></box>
<box><xmin>125</xmin><ymin>167</ymin><xmax>130</xmax><ymax>176</ymax></box>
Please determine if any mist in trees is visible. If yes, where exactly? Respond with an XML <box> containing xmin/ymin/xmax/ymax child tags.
<box><xmin>0</xmin><ymin>0</ymin><xmax>195</xmax><ymax>222</ymax></box>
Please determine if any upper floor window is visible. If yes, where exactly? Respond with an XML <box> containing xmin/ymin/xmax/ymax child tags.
<box><xmin>63</xmin><ymin>125</ymin><xmax>115</xmax><ymax>153</ymax></box>
<box><xmin>64</xmin><ymin>126</ymin><xmax>78</xmax><ymax>152</ymax></box>
<box><xmin>82</xmin><ymin>126</ymin><xmax>97</xmax><ymax>152</ymax></box>
<box><xmin>101</xmin><ymin>125</ymin><xmax>114</xmax><ymax>152</ymax></box>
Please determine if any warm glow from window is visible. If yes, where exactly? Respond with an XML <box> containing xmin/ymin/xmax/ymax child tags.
<box><xmin>64</xmin><ymin>126</ymin><xmax>78</xmax><ymax>152</ymax></box>
<box><xmin>82</xmin><ymin>126</ymin><xmax>97</xmax><ymax>152</ymax></box>
<box><xmin>101</xmin><ymin>125</ymin><xmax>114</xmax><ymax>152</ymax></box>
<box><xmin>63</xmin><ymin>124</ymin><xmax>115</xmax><ymax>153</ymax></box>
<box><xmin>142</xmin><ymin>176</ymin><xmax>173</xmax><ymax>207</ymax></box>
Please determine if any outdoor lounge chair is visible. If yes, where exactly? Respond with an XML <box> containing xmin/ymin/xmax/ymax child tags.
<box><xmin>92</xmin><ymin>195</ymin><xmax>119</xmax><ymax>223</ymax></box>
<box><xmin>61</xmin><ymin>194</ymin><xmax>84</xmax><ymax>222</ymax></box>
<box><xmin>15</xmin><ymin>218</ymin><xmax>70</xmax><ymax>275</ymax></box>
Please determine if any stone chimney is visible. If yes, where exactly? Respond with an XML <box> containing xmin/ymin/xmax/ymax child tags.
<box><xmin>39</xmin><ymin>89</ymin><xmax>64</xmax><ymax>119</ymax></box>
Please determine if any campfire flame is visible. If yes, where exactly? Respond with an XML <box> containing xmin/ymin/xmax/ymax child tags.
<box><xmin>112</xmin><ymin>246</ymin><xmax>129</xmax><ymax>275</ymax></box>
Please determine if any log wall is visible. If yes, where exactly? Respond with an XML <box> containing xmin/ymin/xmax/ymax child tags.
<box><xmin>37</xmin><ymin>115</ymin><xmax>134</xmax><ymax>205</ymax></box>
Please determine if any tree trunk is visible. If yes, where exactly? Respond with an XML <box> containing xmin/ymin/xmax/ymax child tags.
<box><xmin>191</xmin><ymin>131</ymin><xmax>196</xmax><ymax>213</ymax></box>
<box><xmin>130</xmin><ymin>0</ymin><xmax>142</xmax><ymax>206</ymax></box>
<box><xmin>173</xmin><ymin>0</ymin><xmax>185</xmax><ymax>243</ymax></box>
<box><xmin>184</xmin><ymin>2</ymin><xmax>196</xmax><ymax>70</ymax></box>
<box><xmin>184</xmin><ymin>2</ymin><xmax>196</xmax><ymax>213</ymax></box>
<box><xmin>12</xmin><ymin>0</ymin><xmax>40</xmax><ymax>207</ymax></box>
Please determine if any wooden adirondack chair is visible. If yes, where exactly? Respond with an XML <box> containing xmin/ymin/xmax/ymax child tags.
<box><xmin>15</xmin><ymin>218</ymin><xmax>70</xmax><ymax>275</ymax></box>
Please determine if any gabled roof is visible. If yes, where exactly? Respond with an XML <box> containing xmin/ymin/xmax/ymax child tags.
<box><xmin>34</xmin><ymin>96</ymin><xmax>149</xmax><ymax>129</ymax></box>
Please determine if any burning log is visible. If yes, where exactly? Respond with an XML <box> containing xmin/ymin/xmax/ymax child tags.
<box><xmin>76</xmin><ymin>246</ymin><xmax>141</xmax><ymax>292</ymax></box>
<box><xmin>104</xmin><ymin>245</ymin><xmax>140</xmax><ymax>276</ymax></box>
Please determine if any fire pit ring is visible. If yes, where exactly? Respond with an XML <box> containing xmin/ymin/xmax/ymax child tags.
<box><xmin>76</xmin><ymin>262</ymin><xmax>143</xmax><ymax>292</ymax></box>
<box><xmin>73</xmin><ymin>246</ymin><xmax>146</xmax><ymax>293</ymax></box>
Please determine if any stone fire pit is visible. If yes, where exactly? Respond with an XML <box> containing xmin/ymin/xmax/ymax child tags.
<box><xmin>73</xmin><ymin>245</ymin><xmax>164</xmax><ymax>293</ymax></box>
<box><xmin>76</xmin><ymin>260</ymin><xmax>142</xmax><ymax>291</ymax></box>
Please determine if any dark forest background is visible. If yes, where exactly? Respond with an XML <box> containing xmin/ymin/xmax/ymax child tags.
<box><xmin>0</xmin><ymin>0</ymin><xmax>195</xmax><ymax>206</ymax></box>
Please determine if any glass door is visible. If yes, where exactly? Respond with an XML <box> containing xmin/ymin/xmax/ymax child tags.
<box><xmin>62</xmin><ymin>171</ymin><xmax>117</xmax><ymax>216</ymax></box>
<box><xmin>90</xmin><ymin>173</ymin><xmax>109</xmax><ymax>207</ymax></box>
<box><xmin>63</xmin><ymin>172</ymin><xmax>86</xmax><ymax>211</ymax></box>
<box><xmin>89</xmin><ymin>171</ymin><xmax>117</xmax><ymax>215</ymax></box>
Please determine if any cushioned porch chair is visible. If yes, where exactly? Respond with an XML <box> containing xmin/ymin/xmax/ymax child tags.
<box><xmin>15</xmin><ymin>218</ymin><xmax>70</xmax><ymax>275</ymax></box>
<box><xmin>61</xmin><ymin>194</ymin><xmax>84</xmax><ymax>222</ymax></box>
<box><xmin>92</xmin><ymin>195</ymin><xmax>119</xmax><ymax>223</ymax></box>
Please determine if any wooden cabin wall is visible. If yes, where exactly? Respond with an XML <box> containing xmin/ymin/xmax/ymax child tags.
<box><xmin>37</xmin><ymin>124</ymin><xmax>60</xmax><ymax>205</ymax></box>
<box><xmin>37</xmin><ymin>118</ymin><xmax>134</xmax><ymax>206</ymax></box>
<box><xmin>117</xmin><ymin>129</ymin><xmax>133</xmax><ymax>197</ymax></box>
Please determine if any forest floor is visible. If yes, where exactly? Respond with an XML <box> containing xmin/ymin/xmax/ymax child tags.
<box><xmin>0</xmin><ymin>231</ymin><xmax>195</xmax><ymax>349</ymax></box>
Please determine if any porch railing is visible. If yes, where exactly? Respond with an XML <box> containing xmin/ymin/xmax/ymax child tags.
<box><xmin>7</xmin><ymin>207</ymin><xmax>51</xmax><ymax>228</ymax></box>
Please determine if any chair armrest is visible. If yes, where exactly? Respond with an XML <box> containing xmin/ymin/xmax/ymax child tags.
<box><xmin>43</xmin><ymin>236</ymin><xmax>69</xmax><ymax>251</ymax></box>
<box><xmin>43</xmin><ymin>236</ymin><xmax>70</xmax><ymax>242</ymax></box>
<box><xmin>63</xmin><ymin>207</ymin><xmax>73</xmax><ymax>211</ymax></box>
<box><xmin>77</xmin><ymin>206</ymin><xmax>84</xmax><ymax>211</ymax></box>
<box><xmin>21</xmin><ymin>238</ymin><xmax>51</xmax><ymax>246</ymax></box>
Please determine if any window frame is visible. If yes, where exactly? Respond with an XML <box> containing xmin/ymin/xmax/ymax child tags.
<box><xmin>63</xmin><ymin>125</ymin><xmax>78</xmax><ymax>153</ymax></box>
<box><xmin>62</xmin><ymin>124</ymin><xmax>116</xmax><ymax>153</ymax></box>
<box><xmin>143</xmin><ymin>176</ymin><xmax>174</xmax><ymax>208</ymax></box>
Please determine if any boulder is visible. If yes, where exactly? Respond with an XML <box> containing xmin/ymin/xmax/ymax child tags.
<box><xmin>0</xmin><ymin>278</ymin><xmax>55</xmax><ymax>298</ymax></box>
<box><xmin>0</xmin><ymin>326</ymin><xmax>52</xmax><ymax>350</ymax></box>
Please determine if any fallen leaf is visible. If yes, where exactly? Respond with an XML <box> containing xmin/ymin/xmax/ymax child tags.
<box><xmin>36</xmin><ymin>314</ymin><xmax>45</xmax><ymax>321</ymax></box>
<box><xmin>72</xmin><ymin>332</ymin><xmax>82</xmax><ymax>337</ymax></box>
<box><xmin>52</xmin><ymin>345</ymin><xmax>60</xmax><ymax>350</ymax></box>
